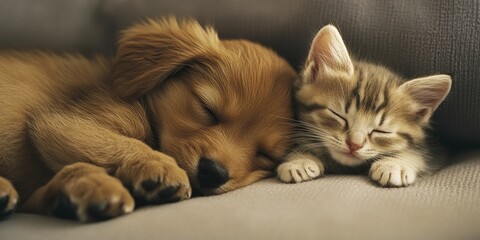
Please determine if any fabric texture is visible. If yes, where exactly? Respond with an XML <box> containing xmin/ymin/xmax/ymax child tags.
<box><xmin>0</xmin><ymin>0</ymin><xmax>479</xmax><ymax>147</ymax></box>
<box><xmin>1</xmin><ymin>150</ymin><xmax>479</xmax><ymax>240</ymax></box>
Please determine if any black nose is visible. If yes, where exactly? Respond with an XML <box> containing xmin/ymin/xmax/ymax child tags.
<box><xmin>198</xmin><ymin>157</ymin><xmax>229</xmax><ymax>188</ymax></box>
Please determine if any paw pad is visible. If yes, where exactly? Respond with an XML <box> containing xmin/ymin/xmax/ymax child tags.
<box><xmin>118</xmin><ymin>159</ymin><xmax>191</xmax><ymax>206</ymax></box>
<box><xmin>52</xmin><ymin>193</ymin><xmax>78</xmax><ymax>220</ymax></box>
<box><xmin>0</xmin><ymin>195</ymin><xmax>15</xmax><ymax>220</ymax></box>
<box><xmin>0</xmin><ymin>178</ymin><xmax>19</xmax><ymax>221</ymax></box>
<box><xmin>141</xmin><ymin>179</ymin><xmax>160</xmax><ymax>192</ymax></box>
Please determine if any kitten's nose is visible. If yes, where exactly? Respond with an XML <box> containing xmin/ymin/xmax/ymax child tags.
<box><xmin>346</xmin><ymin>132</ymin><xmax>365</xmax><ymax>152</ymax></box>
<box><xmin>346</xmin><ymin>139</ymin><xmax>363</xmax><ymax>152</ymax></box>
<box><xmin>197</xmin><ymin>157</ymin><xmax>229</xmax><ymax>188</ymax></box>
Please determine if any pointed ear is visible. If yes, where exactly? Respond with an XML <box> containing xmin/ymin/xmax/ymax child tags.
<box><xmin>306</xmin><ymin>25</ymin><xmax>354</xmax><ymax>78</ymax></box>
<box><xmin>400</xmin><ymin>74</ymin><xmax>452</xmax><ymax>119</ymax></box>
<box><xmin>112</xmin><ymin>18</ymin><xmax>222</xmax><ymax>99</ymax></box>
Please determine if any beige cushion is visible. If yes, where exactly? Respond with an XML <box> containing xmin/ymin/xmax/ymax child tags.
<box><xmin>1</xmin><ymin>150</ymin><xmax>479</xmax><ymax>240</ymax></box>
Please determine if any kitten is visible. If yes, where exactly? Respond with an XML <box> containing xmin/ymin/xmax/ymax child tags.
<box><xmin>277</xmin><ymin>25</ymin><xmax>451</xmax><ymax>187</ymax></box>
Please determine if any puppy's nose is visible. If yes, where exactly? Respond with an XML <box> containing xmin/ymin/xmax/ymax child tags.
<box><xmin>198</xmin><ymin>157</ymin><xmax>229</xmax><ymax>188</ymax></box>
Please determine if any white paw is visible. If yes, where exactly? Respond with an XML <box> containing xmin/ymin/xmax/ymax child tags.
<box><xmin>277</xmin><ymin>158</ymin><xmax>324</xmax><ymax>183</ymax></box>
<box><xmin>369</xmin><ymin>161</ymin><xmax>417</xmax><ymax>187</ymax></box>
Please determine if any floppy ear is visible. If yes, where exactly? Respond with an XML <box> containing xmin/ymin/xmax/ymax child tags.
<box><xmin>305</xmin><ymin>25</ymin><xmax>354</xmax><ymax>80</ymax></box>
<box><xmin>112</xmin><ymin>18</ymin><xmax>222</xmax><ymax>99</ymax></box>
<box><xmin>400</xmin><ymin>74</ymin><xmax>452</xmax><ymax>120</ymax></box>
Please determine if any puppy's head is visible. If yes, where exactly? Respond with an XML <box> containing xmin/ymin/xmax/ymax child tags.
<box><xmin>113</xmin><ymin>18</ymin><xmax>296</xmax><ymax>195</ymax></box>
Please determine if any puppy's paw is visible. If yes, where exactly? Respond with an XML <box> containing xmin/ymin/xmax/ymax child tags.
<box><xmin>50</xmin><ymin>164</ymin><xmax>134</xmax><ymax>222</ymax></box>
<box><xmin>277</xmin><ymin>157</ymin><xmax>324</xmax><ymax>183</ymax></box>
<box><xmin>116</xmin><ymin>153</ymin><xmax>191</xmax><ymax>205</ymax></box>
<box><xmin>0</xmin><ymin>177</ymin><xmax>18</xmax><ymax>220</ymax></box>
<box><xmin>369</xmin><ymin>161</ymin><xmax>417</xmax><ymax>187</ymax></box>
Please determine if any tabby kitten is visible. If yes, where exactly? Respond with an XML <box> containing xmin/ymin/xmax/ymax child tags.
<box><xmin>277</xmin><ymin>25</ymin><xmax>451</xmax><ymax>187</ymax></box>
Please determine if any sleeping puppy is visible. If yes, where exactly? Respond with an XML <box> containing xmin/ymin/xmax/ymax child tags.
<box><xmin>0</xmin><ymin>18</ymin><xmax>296</xmax><ymax>221</ymax></box>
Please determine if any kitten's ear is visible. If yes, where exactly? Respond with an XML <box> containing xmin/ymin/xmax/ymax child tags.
<box><xmin>400</xmin><ymin>74</ymin><xmax>452</xmax><ymax>119</ymax></box>
<box><xmin>306</xmin><ymin>25</ymin><xmax>354</xmax><ymax>78</ymax></box>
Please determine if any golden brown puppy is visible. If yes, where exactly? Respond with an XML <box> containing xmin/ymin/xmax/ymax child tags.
<box><xmin>0</xmin><ymin>18</ymin><xmax>296</xmax><ymax>221</ymax></box>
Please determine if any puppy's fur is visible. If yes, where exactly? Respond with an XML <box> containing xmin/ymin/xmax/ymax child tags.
<box><xmin>0</xmin><ymin>18</ymin><xmax>296</xmax><ymax>221</ymax></box>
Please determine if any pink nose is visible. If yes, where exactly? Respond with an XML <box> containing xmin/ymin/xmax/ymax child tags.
<box><xmin>346</xmin><ymin>139</ymin><xmax>363</xmax><ymax>152</ymax></box>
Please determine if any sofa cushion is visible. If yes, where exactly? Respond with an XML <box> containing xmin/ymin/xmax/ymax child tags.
<box><xmin>1</xmin><ymin>149</ymin><xmax>479</xmax><ymax>240</ymax></box>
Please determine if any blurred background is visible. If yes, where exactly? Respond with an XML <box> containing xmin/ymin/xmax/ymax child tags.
<box><xmin>0</xmin><ymin>0</ymin><xmax>479</xmax><ymax>147</ymax></box>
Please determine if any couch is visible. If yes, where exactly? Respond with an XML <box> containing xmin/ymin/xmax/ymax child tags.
<box><xmin>0</xmin><ymin>0</ymin><xmax>479</xmax><ymax>239</ymax></box>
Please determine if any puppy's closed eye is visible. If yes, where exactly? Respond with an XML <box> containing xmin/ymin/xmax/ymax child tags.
<box><xmin>256</xmin><ymin>152</ymin><xmax>277</xmax><ymax>170</ymax></box>
<box><xmin>201</xmin><ymin>103</ymin><xmax>219</xmax><ymax>125</ymax></box>
<box><xmin>257</xmin><ymin>151</ymin><xmax>275</xmax><ymax>160</ymax></box>
<box><xmin>193</xmin><ymin>97</ymin><xmax>219</xmax><ymax>126</ymax></box>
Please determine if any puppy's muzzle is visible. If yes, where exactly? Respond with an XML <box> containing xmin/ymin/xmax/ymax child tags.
<box><xmin>197</xmin><ymin>157</ymin><xmax>229</xmax><ymax>188</ymax></box>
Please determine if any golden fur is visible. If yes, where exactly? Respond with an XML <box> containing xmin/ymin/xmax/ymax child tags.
<box><xmin>277</xmin><ymin>25</ymin><xmax>451</xmax><ymax>187</ymax></box>
<box><xmin>0</xmin><ymin>18</ymin><xmax>296</xmax><ymax>221</ymax></box>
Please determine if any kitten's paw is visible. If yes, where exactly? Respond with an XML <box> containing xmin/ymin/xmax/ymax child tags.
<box><xmin>277</xmin><ymin>158</ymin><xmax>324</xmax><ymax>183</ymax></box>
<box><xmin>369</xmin><ymin>161</ymin><xmax>417</xmax><ymax>187</ymax></box>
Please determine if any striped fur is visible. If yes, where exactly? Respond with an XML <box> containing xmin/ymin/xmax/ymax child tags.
<box><xmin>278</xmin><ymin>25</ymin><xmax>451</xmax><ymax>187</ymax></box>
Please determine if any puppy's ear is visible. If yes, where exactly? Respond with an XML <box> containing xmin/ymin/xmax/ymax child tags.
<box><xmin>112</xmin><ymin>18</ymin><xmax>222</xmax><ymax>99</ymax></box>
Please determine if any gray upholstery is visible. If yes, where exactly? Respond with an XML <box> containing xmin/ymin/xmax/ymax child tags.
<box><xmin>1</xmin><ymin>150</ymin><xmax>479</xmax><ymax>240</ymax></box>
<box><xmin>0</xmin><ymin>1</ymin><xmax>479</xmax><ymax>239</ymax></box>
<box><xmin>0</xmin><ymin>0</ymin><xmax>111</xmax><ymax>54</ymax></box>
<box><xmin>1</xmin><ymin>0</ymin><xmax>479</xmax><ymax>147</ymax></box>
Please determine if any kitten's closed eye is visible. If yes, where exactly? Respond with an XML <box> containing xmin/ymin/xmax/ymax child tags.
<box><xmin>371</xmin><ymin>129</ymin><xmax>392</xmax><ymax>134</ymax></box>
<box><xmin>328</xmin><ymin>109</ymin><xmax>348</xmax><ymax>127</ymax></box>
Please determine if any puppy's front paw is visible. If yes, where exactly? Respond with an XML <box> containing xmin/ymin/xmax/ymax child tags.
<box><xmin>116</xmin><ymin>153</ymin><xmax>191</xmax><ymax>205</ymax></box>
<box><xmin>50</xmin><ymin>164</ymin><xmax>134</xmax><ymax>222</ymax></box>
<box><xmin>369</xmin><ymin>161</ymin><xmax>417</xmax><ymax>187</ymax></box>
<box><xmin>277</xmin><ymin>157</ymin><xmax>324</xmax><ymax>183</ymax></box>
<box><xmin>0</xmin><ymin>177</ymin><xmax>18</xmax><ymax>220</ymax></box>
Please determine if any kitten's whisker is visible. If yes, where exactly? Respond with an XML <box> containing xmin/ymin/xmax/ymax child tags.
<box><xmin>291</xmin><ymin>142</ymin><xmax>326</xmax><ymax>152</ymax></box>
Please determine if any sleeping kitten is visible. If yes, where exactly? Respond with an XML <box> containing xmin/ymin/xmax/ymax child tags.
<box><xmin>277</xmin><ymin>25</ymin><xmax>451</xmax><ymax>187</ymax></box>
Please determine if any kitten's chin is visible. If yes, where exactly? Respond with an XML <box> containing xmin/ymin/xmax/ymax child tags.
<box><xmin>329</xmin><ymin>150</ymin><xmax>364</xmax><ymax>167</ymax></box>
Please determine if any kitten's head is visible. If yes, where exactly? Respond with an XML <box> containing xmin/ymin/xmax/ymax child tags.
<box><xmin>295</xmin><ymin>25</ymin><xmax>451</xmax><ymax>167</ymax></box>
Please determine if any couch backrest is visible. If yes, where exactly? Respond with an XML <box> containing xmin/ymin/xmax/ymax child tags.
<box><xmin>1</xmin><ymin>0</ymin><xmax>479</xmax><ymax>148</ymax></box>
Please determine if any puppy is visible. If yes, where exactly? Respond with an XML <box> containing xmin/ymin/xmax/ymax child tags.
<box><xmin>0</xmin><ymin>18</ymin><xmax>296</xmax><ymax>221</ymax></box>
